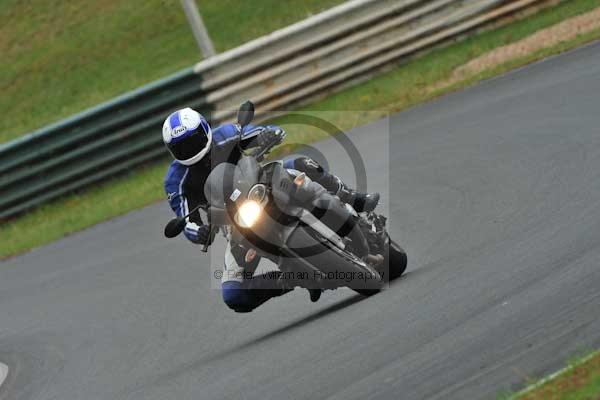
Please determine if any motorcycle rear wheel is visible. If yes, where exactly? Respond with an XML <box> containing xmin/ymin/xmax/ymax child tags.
<box><xmin>386</xmin><ymin>236</ymin><xmax>407</xmax><ymax>281</ymax></box>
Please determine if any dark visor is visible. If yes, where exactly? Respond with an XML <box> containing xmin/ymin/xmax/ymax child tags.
<box><xmin>169</xmin><ymin>132</ymin><xmax>209</xmax><ymax>160</ymax></box>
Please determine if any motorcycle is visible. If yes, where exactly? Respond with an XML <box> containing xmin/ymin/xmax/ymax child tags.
<box><xmin>164</xmin><ymin>101</ymin><xmax>407</xmax><ymax>296</ymax></box>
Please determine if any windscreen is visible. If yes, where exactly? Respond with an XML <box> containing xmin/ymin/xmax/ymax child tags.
<box><xmin>204</xmin><ymin>162</ymin><xmax>236</xmax><ymax>209</ymax></box>
<box><xmin>203</xmin><ymin>156</ymin><xmax>260</xmax><ymax>209</ymax></box>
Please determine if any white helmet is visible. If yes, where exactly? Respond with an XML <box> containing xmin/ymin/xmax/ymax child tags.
<box><xmin>162</xmin><ymin>108</ymin><xmax>212</xmax><ymax>166</ymax></box>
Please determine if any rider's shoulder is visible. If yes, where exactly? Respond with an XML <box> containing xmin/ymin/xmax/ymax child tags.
<box><xmin>164</xmin><ymin>159</ymin><xmax>188</xmax><ymax>183</ymax></box>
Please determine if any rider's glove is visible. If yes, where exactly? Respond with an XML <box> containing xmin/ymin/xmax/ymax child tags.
<box><xmin>185</xmin><ymin>222</ymin><xmax>214</xmax><ymax>246</ymax></box>
<box><xmin>258</xmin><ymin>127</ymin><xmax>286</xmax><ymax>147</ymax></box>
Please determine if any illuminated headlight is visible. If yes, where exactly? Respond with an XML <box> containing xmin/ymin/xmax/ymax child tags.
<box><xmin>236</xmin><ymin>200</ymin><xmax>262</xmax><ymax>228</ymax></box>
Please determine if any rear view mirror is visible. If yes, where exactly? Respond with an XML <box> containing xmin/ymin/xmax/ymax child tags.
<box><xmin>237</xmin><ymin>101</ymin><xmax>255</xmax><ymax>128</ymax></box>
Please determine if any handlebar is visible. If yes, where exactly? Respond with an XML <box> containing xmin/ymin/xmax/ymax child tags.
<box><xmin>201</xmin><ymin>225</ymin><xmax>218</xmax><ymax>252</ymax></box>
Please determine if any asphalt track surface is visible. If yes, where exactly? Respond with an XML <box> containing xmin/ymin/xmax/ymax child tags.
<box><xmin>3</xmin><ymin>42</ymin><xmax>600</xmax><ymax>400</ymax></box>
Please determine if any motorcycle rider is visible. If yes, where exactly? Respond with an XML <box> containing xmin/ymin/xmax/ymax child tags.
<box><xmin>163</xmin><ymin>107</ymin><xmax>379</xmax><ymax>312</ymax></box>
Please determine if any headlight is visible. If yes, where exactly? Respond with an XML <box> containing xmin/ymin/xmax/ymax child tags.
<box><xmin>236</xmin><ymin>200</ymin><xmax>262</xmax><ymax>228</ymax></box>
<box><xmin>248</xmin><ymin>184</ymin><xmax>267</xmax><ymax>203</ymax></box>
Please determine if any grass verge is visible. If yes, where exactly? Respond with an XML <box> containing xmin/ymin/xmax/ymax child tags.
<box><xmin>2</xmin><ymin>0</ymin><xmax>600</xmax><ymax>259</ymax></box>
<box><xmin>500</xmin><ymin>350</ymin><xmax>600</xmax><ymax>399</ymax></box>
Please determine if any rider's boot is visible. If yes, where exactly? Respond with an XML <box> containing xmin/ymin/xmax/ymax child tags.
<box><xmin>286</xmin><ymin>157</ymin><xmax>380</xmax><ymax>212</ymax></box>
<box><xmin>308</xmin><ymin>288</ymin><xmax>322</xmax><ymax>302</ymax></box>
<box><xmin>335</xmin><ymin>180</ymin><xmax>380</xmax><ymax>213</ymax></box>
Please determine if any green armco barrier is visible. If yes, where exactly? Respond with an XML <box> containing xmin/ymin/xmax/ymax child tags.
<box><xmin>0</xmin><ymin>67</ymin><xmax>216</xmax><ymax>220</ymax></box>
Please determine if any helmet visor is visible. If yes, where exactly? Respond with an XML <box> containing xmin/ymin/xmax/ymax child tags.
<box><xmin>169</xmin><ymin>131</ymin><xmax>209</xmax><ymax>161</ymax></box>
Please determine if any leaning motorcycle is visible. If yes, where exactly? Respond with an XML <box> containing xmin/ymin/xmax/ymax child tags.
<box><xmin>165</xmin><ymin>101</ymin><xmax>407</xmax><ymax>296</ymax></box>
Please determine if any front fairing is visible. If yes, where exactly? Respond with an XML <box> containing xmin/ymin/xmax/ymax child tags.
<box><xmin>233</xmin><ymin>156</ymin><xmax>260</xmax><ymax>199</ymax></box>
<box><xmin>203</xmin><ymin>156</ymin><xmax>260</xmax><ymax>210</ymax></box>
<box><xmin>203</xmin><ymin>155</ymin><xmax>300</xmax><ymax>259</ymax></box>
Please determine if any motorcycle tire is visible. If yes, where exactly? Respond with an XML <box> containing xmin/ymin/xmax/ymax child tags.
<box><xmin>386</xmin><ymin>236</ymin><xmax>407</xmax><ymax>281</ymax></box>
